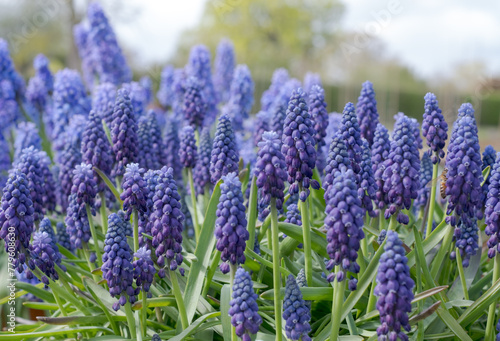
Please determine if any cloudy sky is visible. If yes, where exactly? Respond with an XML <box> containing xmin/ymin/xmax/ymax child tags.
<box><xmin>100</xmin><ymin>0</ymin><xmax>500</xmax><ymax>80</ymax></box>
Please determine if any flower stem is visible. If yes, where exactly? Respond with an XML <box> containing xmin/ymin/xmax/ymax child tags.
<box><xmin>425</xmin><ymin>162</ymin><xmax>439</xmax><ymax>238</ymax></box>
<box><xmin>330</xmin><ymin>267</ymin><xmax>346</xmax><ymax>341</ymax></box>
<box><xmin>415</xmin><ymin>228</ymin><xmax>424</xmax><ymax>341</ymax></box>
<box><xmin>38</xmin><ymin>110</ymin><xmax>53</xmax><ymax>162</ymax></box>
<box><xmin>141</xmin><ymin>291</ymin><xmax>147</xmax><ymax>337</ymax></box>
<box><xmin>270</xmin><ymin>198</ymin><xmax>283</xmax><ymax>341</ymax></box>
<box><xmin>86</xmin><ymin>204</ymin><xmax>102</xmax><ymax>268</ymax></box>
<box><xmin>486</xmin><ymin>253</ymin><xmax>500</xmax><ymax>340</ymax></box>
<box><xmin>99</xmin><ymin>192</ymin><xmax>108</xmax><ymax>235</ymax></box>
<box><xmin>188</xmin><ymin>168</ymin><xmax>201</xmax><ymax>242</ymax></box>
<box><xmin>230</xmin><ymin>263</ymin><xmax>238</xmax><ymax>341</ymax></box>
<box><xmin>202</xmin><ymin>250</ymin><xmax>221</xmax><ymax>297</ymax></box>
<box><xmin>388</xmin><ymin>214</ymin><xmax>397</xmax><ymax>232</ymax></box>
<box><xmin>133</xmin><ymin>209</ymin><xmax>139</xmax><ymax>257</ymax></box>
<box><xmin>169</xmin><ymin>268</ymin><xmax>188</xmax><ymax>330</ymax></box>
<box><xmin>366</xmin><ymin>277</ymin><xmax>377</xmax><ymax>313</ymax></box>
<box><xmin>299</xmin><ymin>191</ymin><xmax>313</xmax><ymax>287</ymax></box>
<box><xmin>124</xmin><ymin>300</ymin><xmax>137</xmax><ymax>338</ymax></box>
<box><xmin>82</xmin><ymin>245</ymin><xmax>98</xmax><ymax>282</ymax></box>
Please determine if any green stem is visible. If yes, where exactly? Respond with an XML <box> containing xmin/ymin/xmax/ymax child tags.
<box><xmin>246</xmin><ymin>176</ymin><xmax>257</xmax><ymax>253</ymax></box>
<box><xmin>188</xmin><ymin>168</ymin><xmax>201</xmax><ymax>242</ymax></box>
<box><xmin>330</xmin><ymin>267</ymin><xmax>346</xmax><ymax>341</ymax></box>
<box><xmin>141</xmin><ymin>291</ymin><xmax>147</xmax><ymax>337</ymax></box>
<box><xmin>486</xmin><ymin>253</ymin><xmax>500</xmax><ymax>340</ymax></box>
<box><xmin>133</xmin><ymin>209</ymin><xmax>139</xmax><ymax>257</ymax></box>
<box><xmin>270</xmin><ymin>198</ymin><xmax>283</xmax><ymax>341</ymax></box>
<box><xmin>230</xmin><ymin>264</ymin><xmax>238</xmax><ymax>341</ymax></box>
<box><xmin>82</xmin><ymin>244</ymin><xmax>98</xmax><ymax>282</ymax></box>
<box><xmin>455</xmin><ymin>247</ymin><xmax>469</xmax><ymax>300</ymax></box>
<box><xmin>388</xmin><ymin>214</ymin><xmax>397</xmax><ymax>232</ymax></box>
<box><xmin>124</xmin><ymin>301</ymin><xmax>137</xmax><ymax>338</ymax></box>
<box><xmin>430</xmin><ymin>224</ymin><xmax>454</xmax><ymax>280</ymax></box>
<box><xmin>38</xmin><ymin>110</ymin><xmax>53</xmax><ymax>162</ymax></box>
<box><xmin>299</xmin><ymin>191</ymin><xmax>313</xmax><ymax>287</ymax></box>
<box><xmin>366</xmin><ymin>277</ymin><xmax>377</xmax><ymax>313</ymax></box>
<box><xmin>202</xmin><ymin>250</ymin><xmax>221</xmax><ymax>297</ymax></box>
<box><xmin>415</xmin><ymin>228</ymin><xmax>424</xmax><ymax>341</ymax></box>
<box><xmin>86</xmin><ymin>204</ymin><xmax>102</xmax><ymax>267</ymax></box>
<box><xmin>170</xmin><ymin>268</ymin><xmax>189</xmax><ymax>330</ymax></box>
<box><xmin>52</xmin><ymin>287</ymin><xmax>68</xmax><ymax>316</ymax></box>
<box><xmin>425</xmin><ymin>162</ymin><xmax>439</xmax><ymax>238</ymax></box>
<box><xmin>99</xmin><ymin>192</ymin><xmax>108</xmax><ymax>235</ymax></box>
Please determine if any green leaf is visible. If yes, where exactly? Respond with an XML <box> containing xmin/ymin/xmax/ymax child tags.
<box><xmin>458</xmin><ymin>276</ymin><xmax>500</xmax><ymax>327</ymax></box>
<box><xmin>37</xmin><ymin>315</ymin><xmax>109</xmax><ymax>325</ymax></box>
<box><xmin>436</xmin><ymin>306</ymin><xmax>472</xmax><ymax>341</ymax></box>
<box><xmin>409</xmin><ymin>301</ymin><xmax>441</xmax><ymax>324</ymax></box>
<box><xmin>260</xmin><ymin>287</ymin><xmax>332</xmax><ymax>301</ymax></box>
<box><xmin>94</xmin><ymin>167</ymin><xmax>123</xmax><ymax>204</ymax></box>
<box><xmin>278</xmin><ymin>222</ymin><xmax>328</xmax><ymax>258</ymax></box>
<box><xmin>132</xmin><ymin>296</ymin><xmax>176</xmax><ymax>309</ymax></box>
<box><xmin>167</xmin><ymin>312</ymin><xmax>221</xmax><ymax>341</ymax></box>
<box><xmin>246</xmin><ymin>176</ymin><xmax>258</xmax><ymax>253</ymax></box>
<box><xmin>22</xmin><ymin>302</ymin><xmax>59</xmax><ymax>310</ymax></box>
<box><xmin>221</xmin><ymin>285</ymin><xmax>232</xmax><ymax>341</ymax></box>
<box><xmin>406</xmin><ymin>218</ymin><xmax>449</xmax><ymax>268</ymax></box>
<box><xmin>0</xmin><ymin>282</ymin><xmax>55</xmax><ymax>304</ymax></box>
<box><xmin>413</xmin><ymin>286</ymin><xmax>449</xmax><ymax>303</ymax></box>
<box><xmin>482</xmin><ymin>166</ymin><xmax>491</xmax><ymax>186</ymax></box>
<box><xmin>183</xmin><ymin>180</ymin><xmax>222</xmax><ymax>323</ymax></box>
<box><xmin>83</xmin><ymin>276</ymin><xmax>125</xmax><ymax>316</ymax></box>
<box><xmin>0</xmin><ymin>326</ymin><xmax>114</xmax><ymax>340</ymax></box>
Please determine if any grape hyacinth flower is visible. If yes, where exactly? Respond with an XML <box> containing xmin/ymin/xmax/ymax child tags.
<box><xmin>140</xmin><ymin>76</ymin><xmax>153</xmax><ymax>105</ymax></box>
<box><xmin>270</xmin><ymin>100</ymin><xmax>287</xmax><ymax>139</ymax></box>
<box><xmin>0</xmin><ymin>134</ymin><xmax>9</xmax><ymax>188</ymax></box>
<box><xmin>151</xmin><ymin>166</ymin><xmax>185</xmax><ymax>274</ymax></box>
<box><xmin>28</xmin><ymin>231</ymin><xmax>65</xmax><ymax>285</ymax></box>
<box><xmin>358</xmin><ymin>139</ymin><xmax>378</xmax><ymax>217</ymax></box>
<box><xmin>285</xmin><ymin>204</ymin><xmax>302</xmax><ymax>225</ymax></box>
<box><xmin>193</xmin><ymin>128</ymin><xmax>212</xmax><ymax>196</ymax></box>
<box><xmin>92</xmin><ymin>82</ymin><xmax>116</xmax><ymax>127</ymax></box>
<box><xmin>111</xmin><ymin>89</ymin><xmax>138</xmax><ymax>178</ymax></box>
<box><xmin>73</xmin><ymin>23</ymin><xmax>96</xmax><ymax>89</ymax></box>
<box><xmin>324</xmin><ymin>112</ymin><xmax>342</xmax><ymax>151</ymax></box>
<box><xmin>378</xmin><ymin>229</ymin><xmax>387</xmax><ymax>245</ymax></box>
<box><xmin>0</xmin><ymin>170</ymin><xmax>34</xmax><ymax>272</ymax></box>
<box><xmin>182</xmin><ymin>76</ymin><xmax>206</xmax><ymax>129</ymax></box>
<box><xmin>138</xmin><ymin>170</ymin><xmax>160</xmax><ymax>247</ymax></box>
<box><xmin>375</xmin><ymin>230</ymin><xmax>414</xmax><ymax>341</ymax></box>
<box><xmin>0</xmin><ymin>38</ymin><xmax>24</xmax><ymax>98</ymax></box>
<box><xmin>33</xmin><ymin>54</ymin><xmax>53</xmax><ymax>92</ymax></box>
<box><xmin>355</xmin><ymin>81</ymin><xmax>379</xmax><ymax>146</ymax></box>
<box><xmin>213</xmin><ymin>38</ymin><xmax>235</xmax><ymax>103</ymax></box>
<box><xmin>87</xmin><ymin>2</ymin><xmax>132</xmax><ymax>85</ymax></box>
<box><xmin>102</xmin><ymin>212</ymin><xmax>138</xmax><ymax>311</ymax></box>
<box><xmin>376</xmin><ymin>115</ymin><xmax>420</xmax><ymax>224</ymax></box>
<box><xmin>56</xmin><ymin>222</ymin><xmax>73</xmax><ymax>251</ymax></box>
<box><xmin>224</xmin><ymin>64</ymin><xmax>254</xmax><ymax>130</ymax></box>
<box><xmin>282</xmin><ymin>88</ymin><xmax>319</xmax><ymax>201</ymax></box>
<box><xmin>215</xmin><ymin>172</ymin><xmax>248</xmax><ymax>273</ymax></box>
<box><xmin>323</xmin><ymin>132</ymin><xmax>351</xmax><ymax>197</ymax></box>
<box><xmin>458</xmin><ymin>102</ymin><xmax>475</xmax><ymax>120</ymax></box>
<box><xmin>14</xmin><ymin>122</ymin><xmax>42</xmax><ymax>162</ymax></box>
<box><xmin>371</xmin><ymin>123</ymin><xmax>390</xmax><ymax>173</ymax></box>
<box><xmin>65</xmin><ymin>193</ymin><xmax>91</xmax><ymax>249</ymax></box>
<box><xmin>71</xmin><ymin>163</ymin><xmax>98</xmax><ymax>212</ymax></box>
<box><xmin>444</xmin><ymin>115</ymin><xmax>483</xmax><ymax>227</ymax></box>
<box><xmin>324</xmin><ymin>168</ymin><xmax>365</xmax><ymax>282</ymax></box>
<box><xmin>179</xmin><ymin>126</ymin><xmax>198</xmax><ymax>169</ymax></box>
<box><xmin>308</xmin><ymin>85</ymin><xmax>328</xmax><ymax>149</ymax></box>
<box><xmin>296</xmin><ymin>269</ymin><xmax>310</xmax><ymax>308</ymax></box>
<box><xmin>171</xmin><ymin>68</ymin><xmax>186</xmax><ymax>117</ymax></box>
<box><xmin>58</xmin><ymin>142</ymin><xmax>82</xmax><ymax>211</ymax></box>
<box><xmin>228</xmin><ymin>268</ymin><xmax>262</xmax><ymax>341</ymax></box>
<box><xmin>164</xmin><ymin>117</ymin><xmax>183</xmax><ymax>180</ymax></box>
<box><xmin>339</xmin><ymin>102</ymin><xmax>363</xmax><ymax>174</ymax></box>
<box><xmin>283</xmin><ymin>274</ymin><xmax>312</xmax><ymax>341</ymax></box>
<box><xmin>253</xmin><ymin>111</ymin><xmax>271</xmax><ymax>145</ymax></box>
<box><xmin>485</xmin><ymin>153</ymin><xmax>500</xmax><ymax>258</ymax></box>
<box><xmin>450</xmin><ymin>216</ymin><xmax>479</xmax><ymax>267</ymax></box>
<box><xmin>25</xmin><ymin>76</ymin><xmax>48</xmax><ymax>112</ymax></box>
<box><xmin>483</xmin><ymin>145</ymin><xmax>497</xmax><ymax>203</ymax></box>
<box><xmin>157</xmin><ymin>65</ymin><xmax>175</xmax><ymax>108</ymax></box>
<box><xmin>210</xmin><ymin>113</ymin><xmax>240</xmax><ymax>184</ymax></box>
<box><xmin>422</xmin><ymin>93</ymin><xmax>448</xmax><ymax>164</ymax></box>
<box><xmin>303</xmin><ymin>72</ymin><xmax>321</xmax><ymax>96</ymax></box>
<box><xmin>137</xmin><ymin>111</ymin><xmax>163</xmax><ymax>170</ymax></box>
<box><xmin>120</xmin><ymin>163</ymin><xmax>148</xmax><ymax>234</ymax></box>
<box><xmin>414</xmin><ymin>152</ymin><xmax>433</xmax><ymax>211</ymax></box>
<box><xmin>121</xmin><ymin>82</ymin><xmax>148</xmax><ymax>119</ymax></box>
<box><xmin>133</xmin><ymin>246</ymin><xmax>156</xmax><ymax>294</ymax></box>
<box><xmin>261</xmin><ymin>68</ymin><xmax>289</xmax><ymax>111</ymax></box>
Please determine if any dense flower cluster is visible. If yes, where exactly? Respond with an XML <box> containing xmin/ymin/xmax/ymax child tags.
<box><xmin>261</xmin><ymin>68</ymin><xmax>289</xmax><ymax>111</ymax></box>
<box><xmin>121</xmin><ymin>82</ymin><xmax>148</xmax><ymax>118</ymax></box>
<box><xmin>138</xmin><ymin>169</ymin><xmax>160</xmax><ymax>247</ymax></box>
<box><xmin>375</xmin><ymin>115</ymin><xmax>420</xmax><ymax>224</ymax></box>
<box><xmin>179</xmin><ymin>125</ymin><xmax>198</xmax><ymax>169</ymax></box>
<box><xmin>71</xmin><ymin>163</ymin><xmax>98</xmax><ymax>213</ymax></box>
<box><xmin>485</xmin><ymin>153</ymin><xmax>500</xmax><ymax>258</ymax></box>
<box><xmin>137</xmin><ymin>111</ymin><xmax>163</xmax><ymax>170</ymax></box>
<box><xmin>225</xmin><ymin>64</ymin><xmax>254</xmax><ymax>130</ymax></box>
<box><xmin>228</xmin><ymin>268</ymin><xmax>262</xmax><ymax>341</ymax></box>
<box><xmin>414</xmin><ymin>152</ymin><xmax>433</xmax><ymax>211</ymax></box>
<box><xmin>483</xmin><ymin>145</ymin><xmax>497</xmax><ymax>202</ymax></box>
<box><xmin>110</xmin><ymin>89</ymin><xmax>138</xmax><ymax>177</ymax></box>
<box><xmin>215</xmin><ymin>173</ymin><xmax>248</xmax><ymax>274</ymax></box>
<box><xmin>0</xmin><ymin>39</ymin><xmax>23</xmax><ymax>129</ymax></box>
<box><xmin>26</xmin><ymin>76</ymin><xmax>48</xmax><ymax>112</ymax></box>
<box><xmin>339</xmin><ymin>102</ymin><xmax>363</xmax><ymax>174</ymax></box>
<box><xmin>371</xmin><ymin>123</ymin><xmax>390</xmax><ymax>175</ymax></box>
<box><xmin>324</xmin><ymin>168</ymin><xmax>365</xmax><ymax>282</ymax></box>
<box><xmin>56</xmin><ymin>222</ymin><xmax>72</xmax><ymax>251</ymax></box>
<box><xmin>253</xmin><ymin>111</ymin><xmax>271</xmax><ymax>145</ymax></box>
<box><xmin>282</xmin><ymin>88</ymin><xmax>319</xmax><ymax>201</ymax></box>
<box><xmin>375</xmin><ymin>230</ymin><xmax>414</xmax><ymax>341</ymax></box>
<box><xmin>14</xmin><ymin>122</ymin><xmax>41</xmax><ymax>162</ymax></box>
<box><xmin>210</xmin><ymin>113</ymin><xmax>240</xmax><ymax>184</ymax></box>
<box><xmin>422</xmin><ymin>93</ymin><xmax>448</xmax><ymax>164</ymax></box>
<box><xmin>163</xmin><ymin>117</ymin><xmax>182</xmax><ymax>180</ymax></box>
<box><xmin>151</xmin><ymin>167</ymin><xmax>185</xmax><ymax>274</ymax></box>
<box><xmin>451</xmin><ymin>217</ymin><xmax>479</xmax><ymax>267</ymax></box>
<box><xmin>58</xmin><ymin>143</ymin><xmax>82</xmax><ymax>210</ymax></box>
<box><xmin>65</xmin><ymin>193</ymin><xmax>91</xmax><ymax>249</ymax></box>
<box><xmin>270</xmin><ymin>100</ymin><xmax>288</xmax><ymax>139</ymax></box>
<box><xmin>28</xmin><ymin>231</ymin><xmax>65</xmax><ymax>285</ymax></box>
<box><xmin>0</xmin><ymin>170</ymin><xmax>34</xmax><ymax>272</ymax></box>
<box><xmin>0</xmin><ymin>135</ymin><xmax>9</xmax><ymax>188</ymax></box>
<box><xmin>73</xmin><ymin>23</ymin><xmax>95</xmax><ymax>89</ymax></box>
<box><xmin>102</xmin><ymin>212</ymin><xmax>138</xmax><ymax>311</ymax></box>
<box><xmin>92</xmin><ymin>83</ymin><xmax>116</xmax><ymax>126</ymax></box>
<box><xmin>157</xmin><ymin>65</ymin><xmax>175</xmax><ymax>108</ymax></box>
<box><xmin>358</xmin><ymin>139</ymin><xmax>378</xmax><ymax>217</ymax></box>
<box><xmin>285</xmin><ymin>204</ymin><xmax>302</xmax><ymax>225</ymax></box>
<box><xmin>356</xmin><ymin>81</ymin><xmax>379</xmax><ymax>146</ymax></box>
<box><xmin>120</xmin><ymin>164</ymin><xmax>148</xmax><ymax>219</ymax></box>
<box><xmin>303</xmin><ymin>72</ymin><xmax>321</xmax><ymax>96</ymax></box>
<box><xmin>308</xmin><ymin>85</ymin><xmax>328</xmax><ymax>148</ymax></box>
<box><xmin>133</xmin><ymin>246</ymin><xmax>156</xmax><ymax>294</ymax></box>
<box><xmin>182</xmin><ymin>76</ymin><xmax>206</xmax><ymax>129</ymax></box>
<box><xmin>323</xmin><ymin>132</ymin><xmax>351</xmax><ymax>199</ymax></box>
<box><xmin>213</xmin><ymin>39</ymin><xmax>235</xmax><ymax>103</ymax></box>
<box><xmin>193</xmin><ymin>128</ymin><xmax>212</xmax><ymax>196</ymax></box>
<box><xmin>33</xmin><ymin>54</ymin><xmax>53</xmax><ymax>92</ymax></box>
<box><xmin>283</xmin><ymin>274</ymin><xmax>312</xmax><ymax>341</ymax></box>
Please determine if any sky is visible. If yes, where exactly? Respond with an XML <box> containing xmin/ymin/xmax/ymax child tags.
<box><xmin>82</xmin><ymin>0</ymin><xmax>500</xmax><ymax>80</ymax></box>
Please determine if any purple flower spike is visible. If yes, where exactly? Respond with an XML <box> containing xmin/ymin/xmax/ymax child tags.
<box><xmin>0</xmin><ymin>170</ymin><xmax>34</xmax><ymax>272</ymax></box>
<box><xmin>213</xmin><ymin>38</ymin><xmax>235</xmax><ymax>103</ymax></box>
<box><xmin>157</xmin><ymin>65</ymin><xmax>175</xmax><ymax>108</ymax></box>
<box><xmin>270</xmin><ymin>100</ymin><xmax>288</xmax><ymax>139</ymax></box>
<box><xmin>120</xmin><ymin>163</ymin><xmax>148</xmax><ymax>220</ymax></box>
<box><xmin>81</xmin><ymin>109</ymin><xmax>113</xmax><ymax>190</ymax></box>
<box><xmin>444</xmin><ymin>114</ymin><xmax>483</xmax><ymax>227</ymax></box>
<box><xmin>193</xmin><ymin>128</ymin><xmax>213</xmax><ymax>196</ymax></box>
<box><xmin>283</xmin><ymin>274</ymin><xmax>312</xmax><ymax>341</ymax></box>
<box><xmin>458</xmin><ymin>103</ymin><xmax>475</xmax><ymax>120</ymax></box>
<box><xmin>375</xmin><ymin>230</ymin><xmax>414</xmax><ymax>341</ymax></box>
<box><xmin>73</xmin><ymin>23</ymin><xmax>95</xmax><ymax>89</ymax></box>
<box><xmin>65</xmin><ymin>193</ymin><xmax>91</xmax><ymax>249</ymax></box>
<box><xmin>376</xmin><ymin>114</ymin><xmax>420</xmax><ymax>224</ymax></box>
<box><xmin>261</xmin><ymin>68</ymin><xmax>289</xmax><ymax>111</ymax></box>
<box><xmin>92</xmin><ymin>83</ymin><xmax>116</xmax><ymax>127</ymax></box>
<box><xmin>58</xmin><ymin>142</ymin><xmax>82</xmax><ymax>211</ymax></box>
<box><xmin>151</xmin><ymin>167</ymin><xmax>185</xmax><ymax>272</ymax></box>
<box><xmin>229</xmin><ymin>268</ymin><xmax>262</xmax><ymax>341</ymax></box>
<box><xmin>414</xmin><ymin>152</ymin><xmax>433</xmax><ymax>211</ymax></box>
<box><xmin>450</xmin><ymin>216</ymin><xmax>479</xmax><ymax>267</ymax></box>
<box><xmin>179</xmin><ymin>125</ymin><xmax>198</xmax><ymax>169</ymax></box>
<box><xmin>255</xmin><ymin>131</ymin><xmax>287</xmax><ymax>214</ymax></box>
<box><xmin>71</xmin><ymin>163</ymin><xmax>98</xmax><ymax>216</ymax></box>
<box><xmin>87</xmin><ymin>2</ymin><xmax>132</xmax><ymax>85</ymax></box>
<box><xmin>111</xmin><ymin>89</ymin><xmax>138</xmax><ymax>177</ymax></box>
<box><xmin>210</xmin><ymin>113</ymin><xmax>240</xmax><ymax>184</ymax></box>
<box><xmin>371</xmin><ymin>123</ymin><xmax>390</xmax><ymax>174</ymax></box>
<box><xmin>358</xmin><ymin>139</ymin><xmax>378</xmax><ymax>217</ymax></box>
<box><xmin>224</xmin><ymin>64</ymin><xmax>254</xmax><ymax>130</ymax></box>
<box><xmin>323</xmin><ymin>132</ymin><xmax>351</xmax><ymax>198</ymax></box>
<box><xmin>215</xmin><ymin>173</ymin><xmax>248</xmax><ymax>273</ymax></box>
<box><xmin>33</xmin><ymin>54</ymin><xmax>53</xmax><ymax>92</ymax></box>
<box><xmin>183</xmin><ymin>76</ymin><xmax>206</xmax><ymax>129</ymax></box>
<box><xmin>121</xmin><ymin>82</ymin><xmax>148</xmax><ymax>119</ymax></box>
<box><xmin>56</xmin><ymin>222</ymin><xmax>73</xmax><ymax>251</ymax></box>
<box><xmin>133</xmin><ymin>246</ymin><xmax>156</xmax><ymax>294</ymax></box>
<box><xmin>485</xmin><ymin>153</ymin><xmax>500</xmax><ymax>258</ymax></box>
<box><xmin>137</xmin><ymin>110</ymin><xmax>164</xmax><ymax>170</ymax></box>
<box><xmin>253</xmin><ymin>111</ymin><xmax>271</xmax><ymax>145</ymax></box>
<box><xmin>282</xmin><ymin>88</ymin><xmax>319</xmax><ymax>201</ymax></box>
<box><xmin>324</xmin><ymin>168</ymin><xmax>365</xmax><ymax>280</ymax></box>
<box><xmin>14</xmin><ymin>122</ymin><xmax>42</xmax><ymax>163</ymax></box>
<box><xmin>138</xmin><ymin>169</ymin><xmax>160</xmax><ymax>247</ymax></box>
<box><xmin>26</xmin><ymin>76</ymin><xmax>48</xmax><ymax>112</ymax></box>
<box><xmin>285</xmin><ymin>204</ymin><xmax>302</xmax><ymax>225</ymax></box>
<box><xmin>422</xmin><ymin>93</ymin><xmax>448</xmax><ymax>164</ymax></box>
<box><xmin>308</xmin><ymin>85</ymin><xmax>328</xmax><ymax>148</ymax></box>
<box><xmin>340</xmin><ymin>102</ymin><xmax>363</xmax><ymax>174</ymax></box>
<box><xmin>483</xmin><ymin>145</ymin><xmax>497</xmax><ymax>205</ymax></box>
<box><xmin>102</xmin><ymin>212</ymin><xmax>138</xmax><ymax>311</ymax></box>
<box><xmin>28</xmin><ymin>231</ymin><xmax>65</xmax><ymax>284</ymax></box>
<box><xmin>0</xmin><ymin>135</ymin><xmax>9</xmax><ymax>188</ymax></box>
<box><xmin>303</xmin><ymin>72</ymin><xmax>322</xmax><ymax>96</ymax></box>
<box><xmin>356</xmin><ymin>81</ymin><xmax>379</xmax><ymax>146</ymax></box>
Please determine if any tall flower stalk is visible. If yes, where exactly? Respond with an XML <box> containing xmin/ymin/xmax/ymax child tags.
<box><xmin>180</xmin><ymin>126</ymin><xmax>200</xmax><ymax>240</ymax></box>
